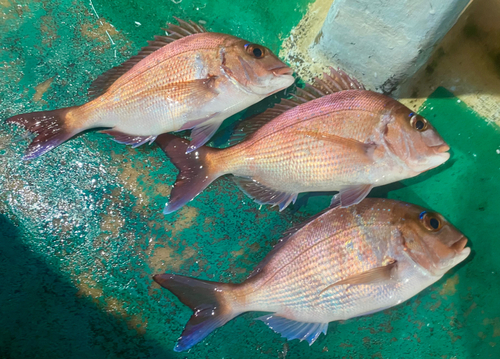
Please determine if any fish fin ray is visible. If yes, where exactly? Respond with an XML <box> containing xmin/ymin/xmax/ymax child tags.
<box><xmin>233</xmin><ymin>176</ymin><xmax>297</xmax><ymax>211</ymax></box>
<box><xmin>227</xmin><ymin>68</ymin><xmax>364</xmax><ymax>144</ymax></box>
<box><xmin>331</xmin><ymin>184</ymin><xmax>374</xmax><ymax>208</ymax></box>
<box><xmin>257</xmin><ymin>315</ymin><xmax>328</xmax><ymax>345</ymax></box>
<box><xmin>320</xmin><ymin>260</ymin><xmax>398</xmax><ymax>295</ymax></box>
<box><xmin>153</xmin><ymin>273</ymin><xmax>238</xmax><ymax>352</ymax></box>
<box><xmin>187</xmin><ymin>115</ymin><xmax>222</xmax><ymax>153</ymax></box>
<box><xmin>5</xmin><ymin>106</ymin><xmax>80</xmax><ymax>160</ymax></box>
<box><xmin>87</xmin><ymin>18</ymin><xmax>207</xmax><ymax>100</ymax></box>
<box><xmin>100</xmin><ymin>130</ymin><xmax>157</xmax><ymax>148</ymax></box>
<box><xmin>311</xmin><ymin>67</ymin><xmax>365</xmax><ymax>94</ymax></box>
<box><xmin>228</xmin><ymin>111</ymin><xmax>279</xmax><ymax>145</ymax></box>
<box><xmin>295</xmin><ymin>131</ymin><xmax>376</xmax><ymax>155</ymax></box>
<box><xmin>156</xmin><ymin>134</ymin><xmax>221</xmax><ymax>214</ymax></box>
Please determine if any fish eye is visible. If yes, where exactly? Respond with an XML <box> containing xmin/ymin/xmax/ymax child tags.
<box><xmin>420</xmin><ymin>211</ymin><xmax>442</xmax><ymax>232</ymax></box>
<box><xmin>245</xmin><ymin>43</ymin><xmax>265</xmax><ymax>59</ymax></box>
<box><xmin>410</xmin><ymin>114</ymin><xmax>428</xmax><ymax>131</ymax></box>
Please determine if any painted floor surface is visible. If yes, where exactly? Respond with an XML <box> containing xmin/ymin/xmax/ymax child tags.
<box><xmin>1</xmin><ymin>1</ymin><xmax>499</xmax><ymax>358</ymax></box>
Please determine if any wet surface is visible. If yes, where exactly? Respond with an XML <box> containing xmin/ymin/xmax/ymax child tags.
<box><xmin>1</xmin><ymin>1</ymin><xmax>499</xmax><ymax>358</ymax></box>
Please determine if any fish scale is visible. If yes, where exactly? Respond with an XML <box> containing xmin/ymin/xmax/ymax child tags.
<box><xmin>154</xmin><ymin>198</ymin><xmax>470</xmax><ymax>350</ymax></box>
<box><xmin>158</xmin><ymin>67</ymin><xmax>449</xmax><ymax>213</ymax></box>
<box><xmin>6</xmin><ymin>19</ymin><xmax>294</xmax><ymax>160</ymax></box>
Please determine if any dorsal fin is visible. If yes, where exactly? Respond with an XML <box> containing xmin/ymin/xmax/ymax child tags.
<box><xmin>228</xmin><ymin>68</ymin><xmax>365</xmax><ymax>144</ymax></box>
<box><xmin>87</xmin><ymin>17</ymin><xmax>207</xmax><ymax>100</ymax></box>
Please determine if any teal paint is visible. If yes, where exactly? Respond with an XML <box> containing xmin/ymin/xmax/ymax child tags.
<box><xmin>0</xmin><ymin>1</ymin><xmax>499</xmax><ymax>358</ymax></box>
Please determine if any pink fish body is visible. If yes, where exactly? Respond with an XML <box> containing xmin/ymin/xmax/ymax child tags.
<box><xmin>154</xmin><ymin>198</ymin><xmax>470</xmax><ymax>351</ymax></box>
<box><xmin>6</xmin><ymin>18</ymin><xmax>294</xmax><ymax>159</ymax></box>
<box><xmin>158</xmin><ymin>69</ymin><xmax>450</xmax><ymax>213</ymax></box>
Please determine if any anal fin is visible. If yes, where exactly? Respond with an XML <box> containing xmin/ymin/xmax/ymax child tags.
<box><xmin>233</xmin><ymin>176</ymin><xmax>298</xmax><ymax>211</ymax></box>
<box><xmin>101</xmin><ymin>130</ymin><xmax>157</xmax><ymax>148</ymax></box>
<box><xmin>257</xmin><ymin>315</ymin><xmax>328</xmax><ymax>345</ymax></box>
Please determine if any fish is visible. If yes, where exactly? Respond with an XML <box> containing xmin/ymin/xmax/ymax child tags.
<box><xmin>5</xmin><ymin>18</ymin><xmax>294</xmax><ymax>160</ymax></box>
<box><xmin>153</xmin><ymin>198</ymin><xmax>470</xmax><ymax>351</ymax></box>
<box><xmin>156</xmin><ymin>68</ymin><xmax>450</xmax><ymax>214</ymax></box>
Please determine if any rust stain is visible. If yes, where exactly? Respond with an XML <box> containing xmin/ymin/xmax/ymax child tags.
<box><xmin>429</xmin><ymin>300</ymin><xmax>442</xmax><ymax>312</ymax></box>
<box><xmin>439</xmin><ymin>275</ymin><xmax>459</xmax><ymax>297</ymax></box>
<box><xmin>249</xmin><ymin>242</ymin><xmax>260</xmax><ymax>252</ymax></box>
<box><xmin>464</xmin><ymin>302</ymin><xmax>477</xmax><ymax>318</ymax></box>
<box><xmin>483</xmin><ymin>317</ymin><xmax>500</xmax><ymax>337</ymax></box>
<box><xmin>100</xmin><ymin>210</ymin><xmax>125</xmax><ymax>233</ymax></box>
<box><xmin>75</xmin><ymin>275</ymin><xmax>103</xmax><ymax>300</ymax></box>
<box><xmin>147</xmin><ymin>240</ymin><xmax>197</xmax><ymax>274</ymax></box>
<box><xmin>231</xmin><ymin>248</ymin><xmax>245</xmax><ymax>258</ymax></box>
<box><xmin>447</xmin><ymin>330</ymin><xmax>462</xmax><ymax>343</ymax></box>
<box><xmin>40</xmin><ymin>15</ymin><xmax>59</xmax><ymax>46</ymax></box>
<box><xmin>165</xmin><ymin>206</ymin><xmax>199</xmax><ymax>238</ymax></box>
<box><xmin>33</xmin><ymin>77</ymin><xmax>54</xmax><ymax>103</ymax></box>
<box><xmin>80</xmin><ymin>18</ymin><xmax>125</xmax><ymax>53</ymax></box>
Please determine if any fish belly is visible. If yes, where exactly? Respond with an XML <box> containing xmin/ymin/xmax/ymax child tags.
<box><xmin>76</xmin><ymin>71</ymin><xmax>262</xmax><ymax>136</ymax></box>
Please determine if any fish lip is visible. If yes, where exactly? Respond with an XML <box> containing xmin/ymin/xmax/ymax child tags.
<box><xmin>452</xmin><ymin>236</ymin><xmax>468</xmax><ymax>253</ymax></box>
<box><xmin>432</xmin><ymin>144</ymin><xmax>450</xmax><ymax>153</ymax></box>
<box><xmin>271</xmin><ymin>66</ymin><xmax>294</xmax><ymax>76</ymax></box>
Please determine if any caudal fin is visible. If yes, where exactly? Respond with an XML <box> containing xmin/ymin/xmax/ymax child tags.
<box><xmin>153</xmin><ymin>273</ymin><xmax>239</xmax><ymax>352</ymax></box>
<box><xmin>156</xmin><ymin>134</ymin><xmax>222</xmax><ymax>214</ymax></box>
<box><xmin>5</xmin><ymin>107</ymin><xmax>80</xmax><ymax>160</ymax></box>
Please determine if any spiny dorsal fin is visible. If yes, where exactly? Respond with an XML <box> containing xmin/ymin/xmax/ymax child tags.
<box><xmin>87</xmin><ymin>18</ymin><xmax>207</xmax><ymax>100</ymax></box>
<box><xmin>312</xmin><ymin>67</ymin><xmax>365</xmax><ymax>95</ymax></box>
<box><xmin>228</xmin><ymin>68</ymin><xmax>365</xmax><ymax>145</ymax></box>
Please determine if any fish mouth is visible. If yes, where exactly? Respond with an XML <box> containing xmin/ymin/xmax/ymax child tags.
<box><xmin>433</xmin><ymin>144</ymin><xmax>450</xmax><ymax>153</ymax></box>
<box><xmin>451</xmin><ymin>236</ymin><xmax>468</xmax><ymax>253</ymax></box>
<box><xmin>271</xmin><ymin>66</ymin><xmax>294</xmax><ymax>76</ymax></box>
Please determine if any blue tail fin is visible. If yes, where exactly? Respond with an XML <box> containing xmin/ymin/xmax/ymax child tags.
<box><xmin>153</xmin><ymin>273</ymin><xmax>238</xmax><ymax>352</ymax></box>
<box><xmin>5</xmin><ymin>106</ymin><xmax>80</xmax><ymax>160</ymax></box>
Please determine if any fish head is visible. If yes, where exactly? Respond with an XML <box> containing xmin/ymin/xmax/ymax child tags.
<box><xmin>221</xmin><ymin>37</ymin><xmax>295</xmax><ymax>95</ymax></box>
<box><xmin>384</xmin><ymin>105</ymin><xmax>450</xmax><ymax>174</ymax></box>
<box><xmin>396</xmin><ymin>203</ymin><xmax>470</xmax><ymax>277</ymax></box>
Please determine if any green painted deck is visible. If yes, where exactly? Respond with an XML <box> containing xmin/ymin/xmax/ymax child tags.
<box><xmin>0</xmin><ymin>1</ymin><xmax>499</xmax><ymax>358</ymax></box>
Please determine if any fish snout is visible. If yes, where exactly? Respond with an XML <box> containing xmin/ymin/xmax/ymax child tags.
<box><xmin>433</xmin><ymin>144</ymin><xmax>450</xmax><ymax>154</ymax></box>
<box><xmin>451</xmin><ymin>235</ymin><xmax>468</xmax><ymax>253</ymax></box>
<box><xmin>271</xmin><ymin>66</ymin><xmax>294</xmax><ymax>76</ymax></box>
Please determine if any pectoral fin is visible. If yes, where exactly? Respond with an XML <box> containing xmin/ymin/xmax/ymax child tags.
<box><xmin>187</xmin><ymin>117</ymin><xmax>222</xmax><ymax>153</ymax></box>
<box><xmin>330</xmin><ymin>184</ymin><xmax>373</xmax><ymax>208</ymax></box>
<box><xmin>320</xmin><ymin>260</ymin><xmax>397</xmax><ymax>295</ymax></box>
<box><xmin>297</xmin><ymin>131</ymin><xmax>376</xmax><ymax>156</ymax></box>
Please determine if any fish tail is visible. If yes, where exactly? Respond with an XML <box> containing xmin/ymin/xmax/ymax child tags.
<box><xmin>153</xmin><ymin>273</ymin><xmax>240</xmax><ymax>352</ymax></box>
<box><xmin>5</xmin><ymin>106</ymin><xmax>81</xmax><ymax>160</ymax></box>
<box><xmin>156</xmin><ymin>134</ymin><xmax>223</xmax><ymax>214</ymax></box>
